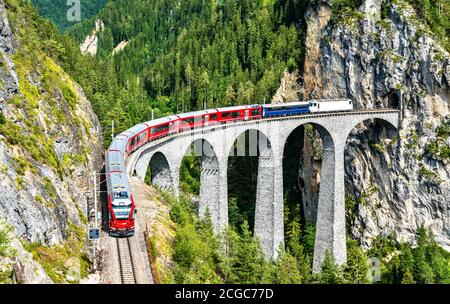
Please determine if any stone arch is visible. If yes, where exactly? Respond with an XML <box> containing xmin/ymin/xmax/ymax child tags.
<box><xmin>346</xmin><ymin>117</ymin><xmax>399</xmax><ymax>142</ymax></box>
<box><xmin>180</xmin><ymin>138</ymin><xmax>222</xmax><ymax>231</ymax></box>
<box><xmin>282</xmin><ymin>122</ymin><xmax>335</xmax><ymax>228</ymax></box>
<box><xmin>282</xmin><ymin>122</ymin><xmax>339</xmax><ymax>272</ymax></box>
<box><xmin>226</xmin><ymin>128</ymin><xmax>281</xmax><ymax>258</ymax></box>
<box><xmin>343</xmin><ymin>116</ymin><xmax>400</xmax><ymax>239</ymax></box>
<box><xmin>148</xmin><ymin>152</ymin><xmax>173</xmax><ymax>192</ymax></box>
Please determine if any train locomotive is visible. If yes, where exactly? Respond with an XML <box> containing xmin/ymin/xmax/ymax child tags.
<box><xmin>105</xmin><ymin>99</ymin><xmax>353</xmax><ymax>237</ymax></box>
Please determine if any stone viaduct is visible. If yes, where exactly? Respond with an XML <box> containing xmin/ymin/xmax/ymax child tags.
<box><xmin>126</xmin><ymin>110</ymin><xmax>399</xmax><ymax>273</ymax></box>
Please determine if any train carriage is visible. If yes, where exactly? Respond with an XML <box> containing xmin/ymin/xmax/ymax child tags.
<box><xmin>262</xmin><ymin>101</ymin><xmax>309</xmax><ymax>118</ymax></box>
<box><xmin>203</xmin><ymin>109</ymin><xmax>219</xmax><ymax>127</ymax></box>
<box><xmin>309</xmin><ymin>99</ymin><xmax>353</xmax><ymax>113</ymax></box>
<box><xmin>105</xmin><ymin>150</ymin><xmax>126</xmax><ymax>173</ymax></box>
<box><xmin>176</xmin><ymin>110</ymin><xmax>208</xmax><ymax>131</ymax></box>
<box><xmin>144</xmin><ymin>116</ymin><xmax>180</xmax><ymax>141</ymax></box>
<box><xmin>125</xmin><ymin>123</ymin><xmax>150</xmax><ymax>155</ymax></box>
<box><xmin>216</xmin><ymin>105</ymin><xmax>262</xmax><ymax>123</ymax></box>
<box><xmin>105</xmin><ymin>98</ymin><xmax>354</xmax><ymax>239</ymax></box>
<box><xmin>108</xmin><ymin>136</ymin><xmax>129</xmax><ymax>157</ymax></box>
<box><xmin>106</xmin><ymin>172</ymin><xmax>136</xmax><ymax>237</ymax></box>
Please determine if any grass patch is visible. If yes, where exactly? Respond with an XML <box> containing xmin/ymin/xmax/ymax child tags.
<box><xmin>43</xmin><ymin>177</ymin><xmax>57</xmax><ymax>200</ymax></box>
<box><xmin>370</xmin><ymin>142</ymin><xmax>387</xmax><ymax>153</ymax></box>
<box><xmin>23</xmin><ymin>222</ymin><xmax>91</xmax><ymax>283</ymax></box>
<box><xmin>15</xmin><ymin>176</ymin><xmax>24</xmax><ymax>190</ymax></box>
<box><xmin>419</xmin><ymin>165</ymin><xmax>441</xmax><ymax>184</ymax></box>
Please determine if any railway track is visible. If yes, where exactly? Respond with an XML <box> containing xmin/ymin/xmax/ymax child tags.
<box><xmin>116</xmin><ymin>238</ymin><xmax>137</xmax><ymax>284</ymax></box>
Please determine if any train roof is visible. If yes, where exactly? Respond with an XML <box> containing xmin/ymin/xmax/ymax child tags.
<box><xmin>126</xmin><ymin>123</ymin><xmax>149</xmax><ymax>135</ymax></box>
<box><xmin>108</xmin><ymin>137</ymin><xmax>128</xmax><ymax>153</ymax></box>
<box><xmin>308</xmin><ymin>98</ymin><xmax>352</xmax><ymax>103</ymax></box>
<box><xmin>262</xmin><ymin>101</ymin><xmax>309</xmax><ymax>108</ymax></box>
<box><xmin>109</xmin><ymin>172</ymin><xmax>130</xmax><ymax>191</ymax></box>
<box><xmin>205</xmin><ymin>109</ymin><xmax>219</xmax><ymax>114</ymax></box>
<box><xmin>144</xmin><ymin>116</ymin><xmax>179</xmax><ymax>127</ymax></box>
<box><xmin>215</xmin><ymin>105</ymin><xmax>250</xmax><ymax>112</ymax></box>
<box><xmin>176</xmin><ymin>110</ymin><xmax>208</xmax><ymax>119</ymax></box>
<box><xmin>107</xmin><ymin>151</ymin><xmax>125</xmax><ymax>165</ymax></box>
<box><xmin>115</xmin><ymin>130</ymin><xmax>134</xmax><ymax>140</ymax></box>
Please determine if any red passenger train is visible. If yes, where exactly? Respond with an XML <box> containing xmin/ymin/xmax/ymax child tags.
<box><xmin>106</xmin><ymin>100</ymin><xmax>354</xmax><ymax>237</ymax></box>
<box><xmin>124</xmin><ymin>105</ymin><xmax>262</xmax><ymax>157</ymax></box>
<box><xmin>107</xmin><ymin>104</ymin><xmax>262</xmax><ymax>237</ymax></box>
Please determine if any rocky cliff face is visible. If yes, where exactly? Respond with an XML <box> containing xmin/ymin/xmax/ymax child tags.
<box><xmin>297</xmin><ymin>0</ymin><xmax>450</xmax><ymax>250</ymax></box>
<box><xmin>80</xmin><ymin>20</ymin><xmax>104</xmax><ymax>56</ymax></box>
<box><xmin>0</xmin><ymin>0</ymin><xmax>103</xmax><ymax>282</ymax></box>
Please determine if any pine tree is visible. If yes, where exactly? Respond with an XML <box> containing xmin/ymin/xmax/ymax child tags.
<box><xmin>344</xmin><ymin>239</ymin><xmax>369</xmax><ymax>284</ymax></box>
<box><xmin>272</xmin><ymin>252</ymin><xmax>303</xmax><ymax>284</ymax></box>
<box><xmin>228</xmin><ymin>221</ymin><xmax>266</xmax><ymax>284</ymax></box>
<box><xmin>316</xmin><ymin>252</ymin><xmax>344</xmax><ymax>284</ymax></box>
<box><xmin>401</xmin><ymin>269</ymin><xmax>416</xmax><ymax>284</ymax></box>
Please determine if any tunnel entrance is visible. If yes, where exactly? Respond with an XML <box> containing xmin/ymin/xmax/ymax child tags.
<box><xmin>387</xmin><ymin>89</ymin><xmax>400</xmax><ymax>109</ymax></box>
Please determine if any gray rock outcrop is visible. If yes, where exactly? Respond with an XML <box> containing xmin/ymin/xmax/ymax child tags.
<box><xmin>0</xmin><ymin>0</ymin><xmax>103</xmax><ymax>282</ymax></box>
<box><xmin>298</xmin><ymin>0</ymin><xmax>450</xmax><ymax>250</ymax></box>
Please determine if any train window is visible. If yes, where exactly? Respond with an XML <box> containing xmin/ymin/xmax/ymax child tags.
<box><xmin>222</xmin><ymin>112</ymin><xmax>232</xmax><ymax>118</ymax></box>
<box><xmin>113</xmin><ymin>205</ymin><xmax>131</xmax><ymax>219</ymax></box>
<box><xmin>113</xmin><ymin>191</ymin><xmax>129</xmax><ymax>199</ymax></box>
<box><xmin>232</xmin><ymin>111</ymin><xmax>240</xmax><ymax>118</ymax></box>
<box><xmin>151</xmin><ymin>124</ymin><xmax>169</xmax><ymax>134</ymax></box>
<box><xmin>252</xmin><ymin>109</ymin><xmax>260</xmax><ymax>116</ymax></box>
<box><xmin>130</xmin><ymin>137</ymin><xmax>136</xmax><ymax>146</ymax></box>
<box><xmin>137</xmin><ymin>132</ymin><xmax>146</xmax><ymax>142</ymax></box>
<box><xmin>210</xmin><ymin>114</ymin><xmax>217</xmax><ymax>120</ymax></box>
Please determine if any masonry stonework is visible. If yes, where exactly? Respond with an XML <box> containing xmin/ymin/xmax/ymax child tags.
<box><xmin>127</xmin><ymin>111</ymin><xmax>399</xmax><ymax>272</ymax></box>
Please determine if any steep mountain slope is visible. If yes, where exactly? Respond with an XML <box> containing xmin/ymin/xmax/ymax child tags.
<box><xmin>56</xmin><ymin>0</ymin><xmax>304</xmax><ymax>144</ymax></box>
<box><xmin>297</xmin><ymin>0</ymin><xmax>450</xmax><ymax>250</ymax></box>
<box><xmin>31</xmin><ymin>0</ymin><xmax>107</xmax><ymax>30</ymax></box>
<box><xmin>0</xmin><ymin>0</ymin><xmax>103</xmax><ymax>283</ymax></box>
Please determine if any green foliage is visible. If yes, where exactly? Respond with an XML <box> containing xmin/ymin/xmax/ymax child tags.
<box><xmin>59</xmin><ymin>0</ymin><xmax>305</xmax><ymax>146</ymax></box>
<box><xmin>423</xmin><ymin>118</ymin><xmax>450</xmax><ymax>161</ymax></box>
<box><xmin>15</xmin><ymin>176</ymin><xmax>24</xmax><ymax>190</ymax></box>
<box><xmin>344</xmin><ymin>239</ymin><xmax>369</xmax><ymax>283</ymax></box>
<box><xmin>263</xmin><ymin>251</ymin><xmax>304</xmax><ymax>283</ymax></box>
<box><xmin>401</xmin><ymin>269</ymin><xmax>416</xmax><ymax>284</ymax></box>
<box><xmin>31</xmin><ymin>0</ymin><xmax>107</xmax><ymax>30</ymax></box>
<box><xmin>227</xmin><ymin>155</ymin><xmax>258</xmax><ymax>232</ymax></box>
<box><xmin>370</xmin><ymin>142</ymin><xmax>387</xmax><ymax>153</ymax></box>
<box><xmin>179</xmin><ymin>156</ymin><xmax>201</xmax><ymax>195</ymax></box>
<box><xmin>315</xmin><ymin>251</ymin><xmax>345</xmax><ymax>284</ymax></box>
<box><xmin>0</xmin><ymin>270</ymin><xmax>14</xmax><ymax>284</ymax></box>
<box><xmin>23</xmin><ymin>222</ymin><xmax>91</xmax><ymax>283</ymax></box>
<box><xmin>419</xmin><ymin>165</ymin><xmax>441</xmax><ymax>184</ymax></box>
<box><xmin>406</xmin><ymin>0</ymin><xmax>450</xmax><ymax>51</ymax></box>
<box><xmin>0</xmin><ymin>223</ymin><xmax>13</xmax><ymax>257</ymax></box>
<box><xmin>169</xmin><ymin>191</ymin><xmax>310</xmax><ymax>284</ymax></box>
<box><xmin>227</xmin><ymin>221</ymin><xmax>266</xmax><ymax>284</ymax></box>
<box><xmin>0</xmin><ymin>221</ymin><xmax>17</xmax><ymax>283</ymax></box>
<box><xmin>170</xmin><ymin>194</ymin><xmax>222</xmax><ymax>283</ymax></box>
<box><xmin>12</xmin><ymin>156</ymin><xmax>36</xmax><ymax>176</ymax></box>
<box><xmin>369</xmin><ymin>226</ymin><xmax>450</xmax><ymax>284</ymax></box>
<box><xmin>0</xmin><ymin>112</ymin><xmax>5</xmax><ymax>126</ymax></box>
<box><xmin>330</xmin><ymin>0</ymin><xmax>365</xmax><ymax>27</ymax></box>
<box><xmin>43</xmin><ymin>176</ymin><xmax>57</xmax><ymax>199</ymax></box>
